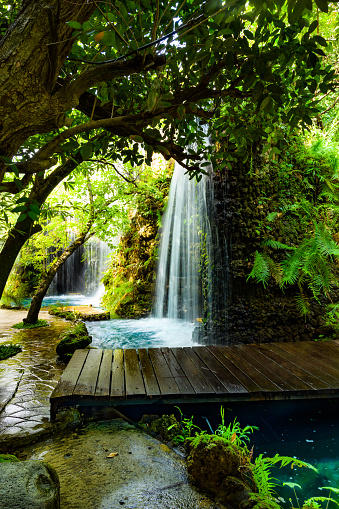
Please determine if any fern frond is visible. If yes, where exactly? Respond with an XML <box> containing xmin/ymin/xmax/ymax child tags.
<box><xmin>295</xmin><ymin>292</ymin><xmax>310</xmax><ymax>317</ymax></box>
<box><xmin>262</xmin><ymin>240</ymin><xmax>295</xmax><ymax>251</ymax></box>
<box><xmin>267</xmin><ymin>258</ymin><xmax>283</xmax><ymax>284</ymax></box>
<box><xmin>247</xmin><ymin>252</ymin><xmax>270</xmax><ymax>286</ymax></box>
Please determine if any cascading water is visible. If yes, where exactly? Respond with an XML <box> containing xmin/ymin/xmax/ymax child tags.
<box><xmin>154</xmin><ymin>160</ymin><xmax>230</xmax><ymax>343</ymax></box>
<box><xmin>48</xmin><ymin>236</ymin><xmax>111</xmax><ymax>298</ymax></box>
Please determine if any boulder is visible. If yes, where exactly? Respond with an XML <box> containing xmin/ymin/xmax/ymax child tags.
<box><xmin>0</xmin><ymin>460</ymin><xmax>60</xmax><ymax>509</ymax></box>
<box><xmin>185</xmin><ymin>436</ymin><xmax>254</xmax><ymax>509</ymax></box>
<box><xmin>56</xmin><ymin>321</ymin><xmax>92</xmax><ymax>358</ymax></box>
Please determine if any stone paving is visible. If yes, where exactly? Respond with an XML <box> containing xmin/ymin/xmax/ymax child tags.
<box><xmin>0</xmin><ymin>309</ymin><xmax>68</xmax><ymax>446</ymax></box>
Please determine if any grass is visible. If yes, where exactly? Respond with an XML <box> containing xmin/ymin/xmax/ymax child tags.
<box><xmin>12</xmin><ymin>319</ymin><xmax>49</xmax><ymax>329</ymax></box>
<box><xmin>0</xmin><ymin>343</ymin><xmax>22</xmax><ymax>360</ymax></box>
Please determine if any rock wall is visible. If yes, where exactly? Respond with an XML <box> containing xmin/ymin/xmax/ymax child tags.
<box><xmin>102</xmin><ymin>170</ymin><xmax>172</xmax><ymax>318</ymax></box>
<box><xmin>202</xmin><ymin>156</ymin><xmax>338</xmax><ymax>344</ymax></box>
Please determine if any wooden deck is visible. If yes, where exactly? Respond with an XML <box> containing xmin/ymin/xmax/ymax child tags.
<box><xmin>50</xmin><ymin>340</ymin><xmax>339</xmax><ymax>420</ymax></box>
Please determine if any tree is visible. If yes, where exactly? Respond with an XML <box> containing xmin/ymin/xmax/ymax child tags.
<box><xmin>21</xmin><ymin>161</ymin><xmax>135</xmax><ymax>322</ymax></box>
<box><xmin>0</xmin><ymin>0</ymin><xmax>337</xmax><ymax>298</ymax></box>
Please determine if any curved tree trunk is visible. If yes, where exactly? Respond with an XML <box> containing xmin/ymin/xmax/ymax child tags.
<box><xmin>0</xmin><ymin>156</ymin><xmax>81</xmax><ymax>300</ymax></box>
<box><xmin>24</xmin><ymin>231</ymin><xmax>94</xmax><ymax>324</ymax></box>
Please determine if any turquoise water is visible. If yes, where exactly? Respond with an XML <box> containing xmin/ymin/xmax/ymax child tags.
<box><xmin>87</xmin><ymin>317</ymin><xmax>196</xmax><ymax>349</ymax></box>
<box><xmin>204</xmin><ymin>400</ymin><xmax>339</xmax><ymax>508</ymax></box>
<box><xmin>23</xmin><ymin>294</ymin><xmax>103</xmax><ymax>308</ymax></box>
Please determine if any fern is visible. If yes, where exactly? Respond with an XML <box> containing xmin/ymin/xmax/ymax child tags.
<box><xmin>295</xmin><ymin>292</ymin><xmax>310</xmax><ymax>317</ymax></box>
<box><xmin>263</xmin><ymin>239</ymin><xmax>295</xmax><ymax>251</ymax></box>
<box><xmin>247</xmin><ymin>252</ymin><xmax>270</xmax><ymax>286</ymax></box>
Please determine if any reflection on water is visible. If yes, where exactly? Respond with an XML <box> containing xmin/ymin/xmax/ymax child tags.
<box><xmin>87</xmin><ymin>317</ymin><xmax>197</xmax><ymax>349</ymax></box>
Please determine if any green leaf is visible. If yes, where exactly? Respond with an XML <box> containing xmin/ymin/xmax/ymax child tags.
<box><xmin>314</xmin><ymin>0</ymin><xmax>328</xmax><ymax>12</ymax></box>
<box><xmin>101</xmin><ymin>31</ymin><xmax>116</xmax><ymax>47</ymax></box>
<box><xmin>130</xmin><ymin>135</ymin><xmax>143</xmax><ymax>143</ymax></box>
<box><xmin>289</xmin><ymin>0</ymin><xmax>310</xmax><ymax>24</ymax></box>
<box><xmin>260</xmin><ymin>96</ymin><xmax>271</xmax><ymax>111</ymax></box>
<box><xmin>177</xmin><ymin>104</ymin><xmax>186</xmax><ymax>120</ymax></box>
<box><xmin>80</xmin><ymin>142</ymin><xmax>93</xmax><ymax>160</ymax></box>
<box><xmin>27</xmin><ymin>211</ymin><xmax>38</xmax><ymax>221</ymax></box>
<box><xmin>11</xmin><ymin>205</ymin><xmax>26</xmax><ymax>213</ymax></box>
<box><xmin>283</xmin><ymin>482</ymin><xmax>302</xmax><ymax>490</ymax></box>
<box><xmin>67</xmin><ymin>21</ymin><xmax>82</xmax><ymax>30</ymax></box>
<box><xmin>308</xmin><ymin>20</ymin><xmax>318</xmax><ymax>33</ymax></box>
<box><xmin>313</xmin><ymin>35</ymin><xmax>328</xmax><ymax>47</ymax></box>
<box><xmin>147</xmin><ymin>90</ymin><xmax>158</xmax><ymax>112</ymax></box>
<box><xmin>17</xmin><ymin>214</ymin><xmax>27</xmax><ymax>222</ymax></box>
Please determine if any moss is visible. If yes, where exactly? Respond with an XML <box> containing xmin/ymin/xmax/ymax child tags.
<box><xmin>56</xmin><ymin>321</ymin><xmax>92</xmax><ymax>358</ymax></box>
<box><xmin>185</xmin><ymin>435</ymin><xmax>255</xmax><ymax>508</ymax></box>
<box><xmin>0</xmin><ymin>454</ymin><xmax>19</xmax><ymax>462</ymax></box>
<box><xmin>0</xmin><ymin>344</ymin><xmax>22</xmax><ymax>361</ymax></box>
<box><xmin>139</xmin><ymin>414</ymin><xmax>181</xmax><ymax>442</ymax></box>
<box><xmin>12</xmin><ymin>319</ymin><xmax>48</xmax><ymax>329</ymax></box>
<box><xmin>49</xmin><ymin>310</ymin><xmax>76</xmax><ymax>321</ymax></box>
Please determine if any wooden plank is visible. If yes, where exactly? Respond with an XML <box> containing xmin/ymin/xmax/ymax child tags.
<box><xmin>254</xmin><ymin>344</ymin><xmax>316</xmax><ymax>391</ymax></box>
<box><xmin>183</xmin><ymin>347</ymin><xmax>229</xmax><ymax>394</ymax></box>
<box><xmin>172</xmin><ymin>348</ymin><xmax>215</xmax><ymax>394</ymax></box>
<box><xmin>209</xmin><ymin>346</ymin><xmax>262</xmax><ymax>393</ymax></box>
<box><xmin>237</xmin><ymin>345</ymin><xmax>309</xmax><ymax>391</ymax></box>
<box><xmin>124</xmin><ymin>348</ymin><xmax>145</xmax><ymax>397</ymax></box>
<box><xmin>267</xmin><ymin>343</ymin><xmax>332</xmax><ymax>389</ymax></box>
<box><xmin>51</xmin><ymin>349</ymin><xmax>89</xmax><ymax>399</ymax></box>
<box><xmin>110</xmin><ymin>349</ymin><xmax>125</xmax><ymax>399</ymax></box>
<box><xmin>96</xmin><ymin>349</ymin><xmax>113</xmax><ymax>398</ymax></box>
<box><xmin>220</xmin><ymin>345</ymin><xmax>282</xmax><ymax>392</ymax></box>
<box><xmin>73</xmin><ymin>349</ymin><xmax>103</xmax><ymax>396</ymax></box>
<box><xmin>161</xmin><ymin>348</ymin><xmax>195</xmax><ymax>395</ymax></box>
<box><xmin>232</xmin><ymin>345</ymin><xmax>294</xmax><ymax>391</ymax></box>
<box><xmin>302</xmin><ymin>340</ymin><xmax>339</xmax><ymax>363</ymax></box>
<box><xmin>276</xmin><ymin>342</ymin><xmax>339</xmax><ymax>386</ymax></box>
<box><xmin>138</xmin><ymin>348</ymin><xmax>161</xmax><ymax>397</ymax></box>
<box><xmin>148</xmin><ymin>348</ymin><xmax>180</xmax><ymax>395</ymax></box>
<box><xmin>193</xmin><ymin>347</ymin><xmax>248</xmax><ymax>394</ymax></box>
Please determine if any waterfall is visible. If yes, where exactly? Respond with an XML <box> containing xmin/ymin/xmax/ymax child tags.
<box><xmin>154</xmin><ymin>160</ymin><xmax>230</xmax><ymax>342</ymax></box>
<box><xmin>154</xmin><ymin>162</ymin><xmax>212</xmax><ymax>321</ymax></box>
<box><xmin>48</xmin><ymin>237</ymin><xmax>111</xmax><ymax>297</ymax></box>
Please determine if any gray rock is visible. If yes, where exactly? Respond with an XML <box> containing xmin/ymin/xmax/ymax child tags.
<box><xmin>0</xmin><ymin>460</ymin><xmax>60</xmax><ymax>509</ymax></box>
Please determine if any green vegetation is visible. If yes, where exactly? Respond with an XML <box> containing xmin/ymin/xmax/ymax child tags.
<box><xmin>169</xmin><ymin>407</ymin><xmax>337</xmax><ymax>509</ymax></box>
<box><xmin>1</xmin><ymin>0</ymin><xmax>338</xmax><ymax>306</ymax></box>
<box><xmin>247</xmin><ymin>128</ymin><xmax>339</xmax><ymax>317</ymax></box>
<box><xmin>56</xmin><ymin>322</ymin><xmax>92</xmax><ymax>358</ymax></box>
<box><xmin>12</xmin><ymin>319</ymin><xmax>49</xmax><ymax>330</ymax></box>
<box><xmin>0</xmin><ymin>343</ymin><xmax>22</xmax><ymax>361</ymax></box>
<box><xmin>0</xmin><ymin>454</ymin><xmax>19</xmax><ymax>462</ymax></box>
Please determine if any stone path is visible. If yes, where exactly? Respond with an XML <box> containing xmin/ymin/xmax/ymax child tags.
<box><xmin>0</xmin><ymin>309</ymin><xmax>68</xmax><ymax>446</ymax></box>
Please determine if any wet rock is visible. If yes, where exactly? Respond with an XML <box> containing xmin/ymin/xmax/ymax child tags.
<box><xmin>56</xmin><ymin>321</ymin><xmax>92</xmax><ymax>358</ymax></box>
<box><xmin>0</xmin><ymin>460</ymin><xmax>60</xmax><ymax>509</ymax></box>
<box><xmin>185</xmin><ymin>436</ymin><xmax>254</xmax><ymax>509</ymax></box>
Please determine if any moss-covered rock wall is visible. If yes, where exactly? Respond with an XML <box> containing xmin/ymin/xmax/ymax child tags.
<box><xmin>201</xmin><ymin>153</ymin><xmax>339</xmax><ymax>344</ymax></box>
<box><xmin>102</xmin><ymin>167</ymin><xmax>172</xmax><ymax>318</ymax></box>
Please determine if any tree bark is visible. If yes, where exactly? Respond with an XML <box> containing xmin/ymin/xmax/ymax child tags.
<box><xmin>24</xmin><ymin>231</ymin><xmax>94</xmax><ymax>323</ymax></box>
<box><xmin>0</xmin><ymin>0</ymin><xmax>96</xmax><ymax>166</ymax></box>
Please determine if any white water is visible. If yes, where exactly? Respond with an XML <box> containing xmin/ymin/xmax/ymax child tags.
<box><xmin>48</xmin><ymin>237</ymin><xmax>111</xmax><ymax>297</ymax></box>
<box><xmin>154</xmin><ymin>162</ymin><xmax>214</xmax><ymax>322</ymax></box>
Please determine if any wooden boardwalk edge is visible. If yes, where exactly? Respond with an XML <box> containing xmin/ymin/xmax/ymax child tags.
<box><xmin>50</xmin><ymin>341</ymin><xmax>339</xmax><ymax>421</ymax></box>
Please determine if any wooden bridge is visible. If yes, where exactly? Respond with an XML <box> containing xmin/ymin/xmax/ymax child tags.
<box><xmin>50</xmin><ymin>340</ymin><xmax>339</xmax><ymax>420</ymax></box>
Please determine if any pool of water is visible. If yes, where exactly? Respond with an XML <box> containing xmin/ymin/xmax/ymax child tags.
<box><xmin>172</xmin><ymin>399</ymin><xmax>339</xmax><ymax>508</ymax></box>
<box><xmin>22</xmin><ymin>293</ymin><xmax>103</xmax><ymax>309</ymax></box>
<box><xmin>87</xmin><ymin>317</ymin><xmax>197</xmax><ymax>349</ymax></box>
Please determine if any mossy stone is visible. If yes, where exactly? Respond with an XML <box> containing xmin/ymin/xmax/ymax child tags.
<box><xmin>56</xmin><ymin>322</ymin><xmax>92</xmax><ymax>358</ymax></box>
<box><xmin>185</xmin><ymin>436</ymin><xmax>254</xmax><ymax>508</ymax></box>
